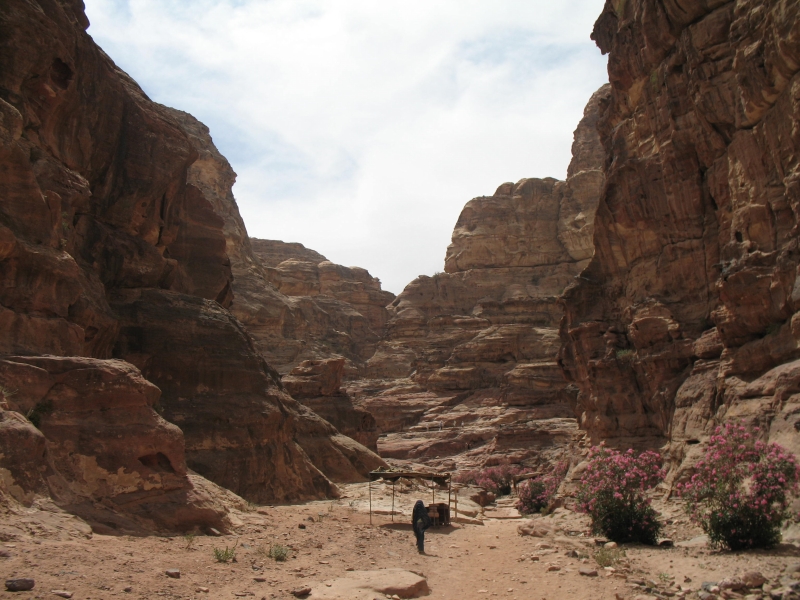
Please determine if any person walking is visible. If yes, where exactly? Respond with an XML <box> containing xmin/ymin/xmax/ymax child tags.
<box><xmin>412</xmin><ymin>500</ymin><xmax>432</xmax><ymax>554</ymax></box>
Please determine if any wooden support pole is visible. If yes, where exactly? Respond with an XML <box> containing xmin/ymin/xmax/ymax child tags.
<box><xmin>369</xmin><ymin>478</ymin><xmax>372</xmax><ymax>525</ymax></box>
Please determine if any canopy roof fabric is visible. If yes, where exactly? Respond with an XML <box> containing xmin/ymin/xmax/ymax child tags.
<box><xmin>368</xmin><ymin>470</ymin><xmax>450</xmax><ymax>487</ymax></box>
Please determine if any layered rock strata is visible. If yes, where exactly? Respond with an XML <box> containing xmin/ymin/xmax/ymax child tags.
<box><xmin>0</xmin><ymin>0</ymin><xmax>381</xmax><ymax>513</ymax></box>
<box><xmin>236</xmin><ymin>238</ymin><xmax>395</xmax><ymax>374</ymax></box>
<box><xmin>559</xmin><ymin>0</ymin><xmax>800</xmax><ymax>472</ymax></box>
<box><xmin>0</xmin><ymin>356</ymin><xmax>231</xmax><ymax>533</ymax></box>
<box><xmin>350</xmin><ymin>85</ymin><xmax>610</xmax><ymax>472</ymax></box>
<box><xmin>284</xmin><ymin>358</ymin><xmax>380</xmax><ymax>452</ymax></box>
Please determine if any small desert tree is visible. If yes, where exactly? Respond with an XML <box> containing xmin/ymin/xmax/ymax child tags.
<box><xmin>679</xmin><ymin>422</ymin><xmax>800</xmax><ymax>550</ymax></box>
<box><xmin>576</xmin><ymin>445</ymin><xmax>664</xmax><ymax>544</ymax></box>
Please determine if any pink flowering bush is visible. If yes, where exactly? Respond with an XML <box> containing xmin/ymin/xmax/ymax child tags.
<box><xmin>576</xmin><ymin>445</ymin><xmax>664</xmax><ymax>544</ymax></box>
<box><xmin>678</xmin><ymin>422</ymin><xmax>800</xmax><ymax>550</ymax></box>
<box><xmin>516</xmin><ymin>461</ymin><xmax>569</xmax><ymax>514</ymax></box>
<box><xmin>454</xmin><ymin>464</ymin><xmax>525</xmax><ymax>496</ymax></box>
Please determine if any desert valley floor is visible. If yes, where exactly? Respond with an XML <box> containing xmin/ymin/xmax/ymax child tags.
<box><xmin>2</xmin><ymin>481</ymin><xmax>798</xmax><ymax>600</ymax></box>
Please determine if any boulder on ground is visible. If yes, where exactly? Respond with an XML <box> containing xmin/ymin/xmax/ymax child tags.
<box><xmin>309</xmin><ymin>569</ymin><xmax>429</xmax><ymax>599</ymax></box>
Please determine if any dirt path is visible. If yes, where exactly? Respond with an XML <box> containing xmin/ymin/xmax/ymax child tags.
<box><xmin>1</xmin><ymin>485</ymin><xmax>798</xmax><ymax>600</ymax></box>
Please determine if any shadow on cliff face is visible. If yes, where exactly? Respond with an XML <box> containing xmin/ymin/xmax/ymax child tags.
<box><xmin>0</xmin><ymin>0</ymin><xmax>385</xmax><ymax>531</ymax></box>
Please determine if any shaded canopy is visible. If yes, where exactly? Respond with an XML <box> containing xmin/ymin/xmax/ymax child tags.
<box><xmin>368</xmin><ymin>470</ymin><xmax>450</xmax><ymax>488</ymax></box>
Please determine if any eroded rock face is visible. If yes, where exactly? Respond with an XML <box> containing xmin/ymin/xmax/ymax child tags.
<box><xmin>284</xmin><ymin>358</ymin><xmax>380</xmax><ymax>451</ymax></box>
<box><xmin>235</xmin><ymin>239</ymin><xmax>396</xmax><ymax>372</ymax></box>
<box><xmin>559</xmin><ymin>0</ymin><xmax>800</xmax><ymax>468</ymax></box>
<box><xmin>0</xmin><ymin>0</ymin><xmax>382</xmax><ymax>512</ymax></box>
<box><xmin>350</xmin><ymin>86</ymin><xmax>610</xmax><ymax>472</ymax></box>
<box><xmin>0</xmin><ymin>356</ymin><xmax>230</xmax><ymax>533</ymax></box>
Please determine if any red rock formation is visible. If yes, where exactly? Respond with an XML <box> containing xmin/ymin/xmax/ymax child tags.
<box><xmin>350</xmin><ymin>86</ymin><xmax>610</xmax><ymax>472</ymax></box>
<box><xmin>0</xmin><ymin>356</ymin><xmax>230</xmax><ymax>533</ymax></box>
<box><xmin>0</xmin><ymin>0</ymin><xmax>382</xmax><ymax>514</ymax></box>
<box><xmin>233</xmin><ymin>238</ymin><xmax>395</xmax><ymax>372</ymax></box>
<box><xmin>284</xmin><ymin>358</ymin><xmax>380</xmax><ymax>451</ymax></box>
<box><xmin>559</xmin><ymin>0</ymin><xmax>800</xmax><ymax>471</ymax></box>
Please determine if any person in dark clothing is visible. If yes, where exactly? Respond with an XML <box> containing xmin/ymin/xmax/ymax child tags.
<box><xmin>412</xmin><ymin>500</ymin><xmax>432</xmax><ymax>554</ymax></box>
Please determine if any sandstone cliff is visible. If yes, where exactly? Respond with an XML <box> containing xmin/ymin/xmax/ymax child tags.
<box><xmin>349</xmin><ymin>85</ymin><xmax>610</xmax><ymax>472</ymax></box>
<box><xmin>559</xmin><ymin>0</ymin><xmax>800</xmax><ymax>478</ymax></box>
<box><xmin>0</xmin><ymin>0</ymin><xmax>382</xmax><ymax>523</ymax></box>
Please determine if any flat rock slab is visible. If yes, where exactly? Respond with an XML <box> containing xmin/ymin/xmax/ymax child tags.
<box><xmin>310</xmin><ymin>568</ymin><xmax>429</xmax><ymax>599</ymax></box>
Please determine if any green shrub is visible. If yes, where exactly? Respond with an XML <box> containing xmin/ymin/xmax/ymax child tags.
<box><xmin>268</xmin><ymin>543</ymin><xmax>289</xmax><ymax>562</ymax></box>
<box><xmin>594</xmin><ymin>547</ymin><xmax>625</xmax><ymax>567</ymax></box>
<box><xmin>213</xmin><ymin>544</ymin><xmax>237</xmax><ymax>563</ymax></box>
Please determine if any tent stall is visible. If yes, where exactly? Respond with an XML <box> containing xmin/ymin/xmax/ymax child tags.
<box><xmin>368</xmin><ymin>470</ymin><xmax>452</xmax><ymax>526</ymax></box>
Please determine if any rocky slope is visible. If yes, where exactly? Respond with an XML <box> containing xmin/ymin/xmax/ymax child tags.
<box><xmin>559</xmin><ymin>0</ymin><xmax>800</xmax><ymax>477</ymax></box>
<box><xmin>0</xmin><ymin>0</ymin><xmax>381</xmax><ymax>525</ymax></box>
<box><xmin>238</xmin><ymin>238</ymin><xmax>395</xmax><ymax>374</ymax></box>
<box><xmin>348</xmin><ymin>85</ymin><xmax>610</xmax><ymax>472</ymax></box>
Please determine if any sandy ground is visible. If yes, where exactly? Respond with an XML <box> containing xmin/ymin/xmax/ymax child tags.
<box><xmin>2</xmin><ymin>482</ymin><xmax>799</xmax><ymax>600</ymax></box>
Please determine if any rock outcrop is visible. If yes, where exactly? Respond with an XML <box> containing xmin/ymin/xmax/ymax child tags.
<box><xmin>0</xmin><ymin>0</ymin><xmax>382</xmax><ymax>515</ymax></box>
<box><xmin>234</xmin><ymin>238</ymin><xmax>395</xmax><ymax>374</ymax></box>
<box><xmin>349</xmin><ymin>85</ymin><xmax>611</xmax><ymax>471</ymax></box>
<box><xmin>0</xmin><ymin>356</ymin><xmax>231</xmax><ymax>533</ymax></box>
<box><xmin>559</xmin><ymin>0</ymin><xmax>800</xmax><ymax>472</ymax></box>
<box><xmin>284</xmin><ymin>358</ymin><xmax>379</xmax><ymax>451</ymax></box>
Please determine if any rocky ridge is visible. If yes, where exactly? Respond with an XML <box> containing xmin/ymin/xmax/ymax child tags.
<box><xmin>0</xmin><ymin>0</ymin><xmax>382</xmax><ymax>530</ymax></box>
<box><xmin>559</xmin><ymin>0</ymin><xmax>800</xmax><ymax>476</ymax></box>
<box><xmin>347</xmin><ymin>85</ymin><xmax>611</xmax><ymax>472</ymax></box>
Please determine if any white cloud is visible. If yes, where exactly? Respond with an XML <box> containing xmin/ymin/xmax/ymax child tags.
<box><xmin>84</xmin><ymin>0</ymin><xmax>608</xmax><ymax>294</ymax></box>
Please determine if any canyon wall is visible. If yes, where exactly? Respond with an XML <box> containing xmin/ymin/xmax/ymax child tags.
<box><xmin>349</xmin><ymin>85</ymin><xmax>610</xmax><ymax>472</ymax></box>
<box><xmin>0</xmin><ymin>0</ymin><xmax>381</xmax><ymax>523</ymax></box>
<box><xmin>559</xmin><ymin>0</ymin><xmax>800</xmax><ymax>475</ymax></box>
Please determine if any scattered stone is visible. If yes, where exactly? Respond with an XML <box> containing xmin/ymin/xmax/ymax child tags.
<box><xmin>123</xmin><ymin>587</ymin><xmax>132</xmax><ymax>593</ymax></box>
<box><xmin>254</xmin><ymin>577</ymin><xmax>267</xmax><ymax>583</ymax></box>
<box><xmin>517</xmin><ymin>521</ymin><xmax>553</xmax><ymax>537</ymax></box>
<box><xmin>207</xmin><ymin>528</ymin><xmax>222</xmax><ymax>537</ymax></box>
<box><xmin>594</xmin><ymin>538</ymin><xmax>610</xmax><ymax>546</ymax></box>
<box><xmin>742</xmin><ymin>572</ymin><xmax>767</xmax><ymax>589</ymax></box>
<box><xmin>719</xmin><ymin>577</ymin><xmax>745</xmax><ymax>591</ymax></box>
<box><xmin>0</xmin><ymin>550</ymin><xmax>10</xmax><ymax>558</ymax></box>
<box><xmin>165</xmin><ymin>569</ymin><xmax>181</xmax><ymax>579</ymax></box>
<box><xmin>50</xmin><ymin>592</ymin><xmax>73</xmax><ymax>599</ymax></box>
<box><xmin>659</xmin><ymin>539</ymin><xmax>674</xmax><ymax>547</ymax></box>
<box><xmin>345</xmin><ymin>568</ymin><xmax>354</xmax><ymax>571</ymax></box>
<box><xmin>604</xmin><ymin>541</ymin><xmax>618</xmax><ymax>549</ymax></box>
<box><xmin>566</xmin><ymin>549</ymin><xmax>579</xmax><ymax>558</ymax></box>
<box><xmin>298</xmin><ymin>524</ymin><xmax>306</xmax><ymax>529</ymax></box>
<box><xmin>702</xmin><ymin>582</ymin><xmax>719</xmax><ymax>592</ymax></box>
<box><xmin>547</xmin><ymin>565</ymin><xmax>561</xmax><ymax>572</ymax></box>
<box><xmin>196</xmin><ymin>588</ymin><xmax>209</xmax><ymax>593</ymax></box>
<box><xmin>291</xmin><ymin>587</ymin><xmax>311</xmax><ymax>597</ymax></box>
<box><xmin>5</xmin><ymin>579</ymin><xmax>35</xmax><ymax>592</ymax></box>
<box><xmin>580</xmin><ymin>568</ymin><xmax>599</xmax><ymax>577</ymax></box>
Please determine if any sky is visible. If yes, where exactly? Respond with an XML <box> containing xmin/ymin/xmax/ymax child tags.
<box><xmin>83</xmin><ymin>1</ymin><xmax>609</xmax><ymax>295</ymax></box>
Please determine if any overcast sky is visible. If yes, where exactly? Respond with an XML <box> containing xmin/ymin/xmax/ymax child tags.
<box><xmin>84</xmin><ymin>1</ymin><xmax>609</xmax><ymax>295</ymax></box>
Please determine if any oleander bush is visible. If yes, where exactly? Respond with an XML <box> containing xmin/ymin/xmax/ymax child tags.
<box><xmin>678</xmin><ymin>422</ymin><xmax>800</xmax><ymax>550</ymax></box>
<box><xmin>516</xmin><ymin>461</ymin><xmax>569</xmax><ymax>514</ymax></box>
<box><xmin>576</xmin><ymin>444</ymin><xmax>664</xmax><ymax>544</ymax></box>
<box><xmin>454</xmin><ymin>464</ymin><xmax>525</xmax><ymax>496</ymax></box>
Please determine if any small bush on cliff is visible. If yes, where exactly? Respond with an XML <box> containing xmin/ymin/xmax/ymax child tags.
<box><xmin>576</xmin><ymin>444</ymin><xmax>664</xmax><ymax>544</ymax></box>
<box><xmin>454</xmin><ymin>464</ymin><xmax>524</xmax><ymax>496</ymax></box>
<box><xmin>678</xmin><ymin>422</ymin><xmax>800</xmax><ymax>550</ymax></box>
<box><xmin>516</xmin><ymin>461</ymin><xmax>569</xmax><ymax>514</ymax></box>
